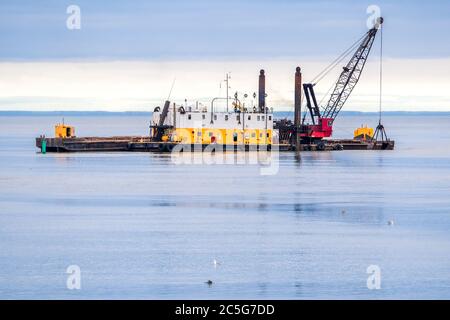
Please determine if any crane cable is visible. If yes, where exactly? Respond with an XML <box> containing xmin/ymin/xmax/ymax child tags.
<box><xmin>318</xmin><ymin>77</ymin><xmax>339</xmax><ymax>110</ymax></box>
<box><xmin>299</xmin><ymin>37</ymin><xmax>361</xmax><ymax>122</ymax></box>
<box><xmin>311</xmin><ymin>31</ymin><xmax>368</xmax><ymax>85</ymax></box>
<box><xmin>378</xmin><ymin>22</ymin><xmax>383</xmax><ymax>123</ymax></box>
<box><xmin>297</xmin><ymin>29</ymin><xmax>371</xmax><ymax>123</ymax></box>
<box><xmin>304</xmin><ymin>30</ymin><xmax>369</xmax><ymax>121</ymax></box>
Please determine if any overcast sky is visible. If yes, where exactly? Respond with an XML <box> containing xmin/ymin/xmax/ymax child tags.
<box><xmin>0</xmin><ymin>0</ymin><xmax>449</xmax><ymax>111</ymax></box>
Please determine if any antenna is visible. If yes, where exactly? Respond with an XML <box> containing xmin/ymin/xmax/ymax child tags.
<box><xmin>225</xmin><ymin>73</ymin><xmax>231</xmax><ymax>112</ymax></box>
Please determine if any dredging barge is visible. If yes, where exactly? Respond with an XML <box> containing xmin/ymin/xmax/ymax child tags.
<box><xmin>36</xmin><ymin>135</ymin><xmax>393</xmax><ymax>153</ymax></box>
<box><xmin>36</xmin><ymin>17</ymin><xmax>394</xmax><ymax>153</ymax></box>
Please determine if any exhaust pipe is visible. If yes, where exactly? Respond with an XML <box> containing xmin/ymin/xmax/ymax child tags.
<box><xmin>294</xmin><ymin>67</ymin><xmax>302</xmax><ymax>150</ymax></box>
<box><xmin>258</xmin><ymin>69</ymin><xmax>265</xmax><ymax>112</ymax></box>
<box><xmin>294</xmin><ymin>66</ymin><xmax>302</xmax><ymax>129</ymax></box>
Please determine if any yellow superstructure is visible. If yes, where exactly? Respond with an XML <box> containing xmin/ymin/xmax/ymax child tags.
<box><xmin>152</xmin><ymin>105</ymin><xmax>274</xmax><ymax>146</ymax></box>
<box><xmin>55</xmin><ymin>124</ymin><xmax>75</xmax><ymax>138</ymax></box>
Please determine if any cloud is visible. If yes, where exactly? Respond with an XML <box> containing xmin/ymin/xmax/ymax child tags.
<box><xmin>0</xmin><ymin>57</ymin><xmax>449</xmax><ymax>111</ymax></box>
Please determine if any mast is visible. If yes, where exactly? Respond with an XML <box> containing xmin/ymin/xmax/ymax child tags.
<box><xmin>225</xmin><ymin>73</ymin><xmax>230</xmax><ymax>112</ymax></box>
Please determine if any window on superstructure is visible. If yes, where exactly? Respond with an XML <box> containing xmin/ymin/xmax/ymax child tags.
<box><xmin>225</xmin><ymin>115</ymin><xmax>229</xmax><ymax>121</ymax></box>
<box><xmin>202</xmin><ymin>114</ymin><xmax>206</xmax><ymax>120</ymax></box>
<box><xmin>188</xmin><ymin>114</ymin><xmax>191</xmax><ymax>120</ymax></box>
<box><xmin>214</xmin><ymin>115</ymin><xmax>217</xmax><ymax>120</ymax></box>
<box><xmin>236</xmin><ymin>115</ymin><xmax>240</xmax><ymax>121</ymax></box>
<box><xmin>257</xmin><ymin>116</ymin><xmax>260</xmax><ymax>121</ymax></box>
<box><xmin>268</xmin><ymin>116</ymin><xmax>272</xmax><ymax>120</ymax></box>
<box><xmin>248</xmin><ymin>115</ymin><xmax>251</xmax><ymax>120</ymax></box>
<box><xmin>262</xmin><ymin>116</ymin><xmax>265</xmax><ymax>121</ymax></box>
<box><xmin>251</xmin><ymin>133</ymin><xmax>256</xmax><ymax>138</ymax></box>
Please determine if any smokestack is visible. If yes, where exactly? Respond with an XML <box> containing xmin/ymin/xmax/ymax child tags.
<box><xmin>294</xmin><ymin>67</ymin><xmax>302</xmax><ymax>128</ymax></box>
<box><xmin>258</xmin><ymin>69</ymin><xmax>265</xmax><ymax>112</ymax></box>
<box><xmin>294</xmin><ymin>67</ymin><xmax>302</xmax><ymax>150</ymax></box>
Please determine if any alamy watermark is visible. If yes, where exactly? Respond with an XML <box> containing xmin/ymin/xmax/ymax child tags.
<box><xmin>66</xmin><ymin>5</ymin><xmax>81</xmax><ymax>30</ymax></box>
<box><xmin>168</xmin><ymin>122</ymin><xmax>280</xmax><ymax>175</ymax></box>
<box><xmin>366</xmin><ymin>4</ymin><xmax>381</xmax><ymax>29</ymax></box>
<box><xmin>366</xmin><ymin>265</ymin><xmax>381</xmax><ymax>290</ymax></box>
<box><xmin>66</xmin><ymin>265</ymin><xmax>81</xmax><ymax>290</ymax></box>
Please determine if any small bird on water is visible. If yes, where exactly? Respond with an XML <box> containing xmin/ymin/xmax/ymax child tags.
<box><xmin>387</xmin><ymin>220</ymin><xmax>394</xmax><ymax>226</ymax></box>
<box><xmin>205</xmin><ymin>280</ymin><xmax>213</xmax><ymax>286</ymax></box>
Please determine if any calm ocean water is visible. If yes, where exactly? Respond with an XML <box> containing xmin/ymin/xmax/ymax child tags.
<box><xmin>1</xmin><ymin>114</ymin><xmax>450</xmax><ymax>299</ymax></box>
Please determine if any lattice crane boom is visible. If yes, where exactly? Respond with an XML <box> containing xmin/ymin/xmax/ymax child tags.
<box><xmin>322</xmin><ymin>17</ymin><xmax>383</xmax><ymax>121</ymax></box>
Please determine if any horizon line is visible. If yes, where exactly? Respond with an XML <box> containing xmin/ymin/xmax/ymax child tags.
<box><xmin>1</xmin><ymin>110</ymin><xmax>450</xmax><ymax>115</ymax></box>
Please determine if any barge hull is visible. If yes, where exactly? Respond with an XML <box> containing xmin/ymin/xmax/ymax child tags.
<box><xmin>36</xmin><ymin>136</ymin><xmax>394</xmax><ymax>152</ymax></box>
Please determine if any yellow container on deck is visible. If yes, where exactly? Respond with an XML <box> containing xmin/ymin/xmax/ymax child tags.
<box><xmin>354</xmin><ymin>125</ymin><xmax>373</xmax><ymax>141</ymax></box>
<box><xmin>55</xmin><ymin>124</ymin><xmax>75</xmax><ymax>138</ymax></box>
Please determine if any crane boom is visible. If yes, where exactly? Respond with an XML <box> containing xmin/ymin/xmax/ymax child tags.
<box><xmin>322</xmin><ymin>17</ymin><xmax>383</xmax><ymax>120</ymax></box>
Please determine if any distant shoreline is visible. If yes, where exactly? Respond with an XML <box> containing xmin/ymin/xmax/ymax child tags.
<box><xmin>0</xmin><ymin>110</ymin><xmax>449</xmax><ymax>116</ymax></box>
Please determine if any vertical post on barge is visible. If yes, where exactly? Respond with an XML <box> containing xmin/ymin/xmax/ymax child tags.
<box><xmin>41</xmin><ymin>137</ymin><xmax>47</xmax><ymax>154</ymax></box>
<box><xmin>173</xmin><ymin>102</ymin><xmax>176</xmax><ymax>129</ymax></box>
<box><xmin>294</xmin><ymin>66</ymin><xmax>302</xmax><ymax>152</ymax></box>
<box><xmin>258</xmin><ymin>70</ymin><xmax>266</xmax><ymax>113</ymax></box>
